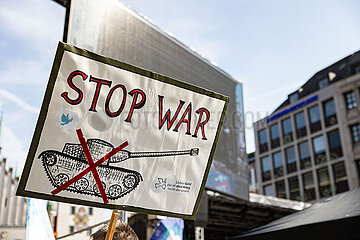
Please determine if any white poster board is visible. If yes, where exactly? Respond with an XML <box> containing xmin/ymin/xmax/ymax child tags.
<box><xmin>17</xmin><ymin>42</ymin><xmax>228</xmax><ymax>219</ymax></box>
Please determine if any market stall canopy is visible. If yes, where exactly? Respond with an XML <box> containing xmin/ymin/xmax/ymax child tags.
<box><xmin>230</xmin><ymin>188</ymin><xmax>360</xmax><ymax>240</ymax></box>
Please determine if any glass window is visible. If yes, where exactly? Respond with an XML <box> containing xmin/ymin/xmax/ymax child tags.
<box><xmin>89</xmin><ymin>207</ymin><xmax>93</xmax><ymax>215</ymax></box>
<box><xmin>355</xmin><ymin>65</ymin><xmax>360</xmax><ymax>73</ymax></box>
<box><xmin>323</xmin><ymin>99</ymin><xmax>336</xmax><ymax>117</ymax></box>
<box><xmin>289</xmin><ymin>93</ymin><xmax>298</xmax><ymax>104</ymax></box>
<box><xmin>71</xmin><ymin>206</ymin><xmax>75</xmax><ymax>215</ymax></box>
<box><xmin>332</xmin><ymin>162</ymin><xmax>349</xmax><ymax>194</ymax></box>
<box><xmin>263</xmin><ymin>185</ymin><xmax>273</xmax><ymax>196</ymax></box>
<box><xmin>282</xmin><ymin>118</ymin><xmax>293</xmax><ymax>144</ymax></box>
<box><xmin>273</xmin><ymin>152</ymin><xmax>283</xmax><ymax>178</ymax></box>
<box><xmin>273</xmin><ymin>152</ymin><xmax>283</xmax><ymax>168</ymax></box>
<box><xmin>356</xmin><ymin>160</ymin><xmax>360</xmax><ymax>186</ymax></box>
<box><xmin>308</xmin><ymin>105</ymin><xmax>320</xmax><ymax>123</ymax></box>
<box><xmin>351</xmin><ymin>124</ymin><xmax>360</xmax><ymax>143</ymax></box>
<box><xmin>323</xmin><ymin>99</ymin><xmax>337</xmax><ymax>127</ymax></box>
<box><xmin>344</xmin><ymin>91</ymin><xmax>357</xmax><ymax>110</ymax></box>
<box><xmin>298</xmin><ymin>141</ymin><xmax>311</xmax><ymax>169</ymax></box>
<box><xmin>328</xmin><ymin>130</ymin><xmax>343</xmax><ymax>159</ymax></box>
<box><xmin>261</xmin><ymin>156</ymin><xmax>271</xmax><ymax>182</ymax></box>
<box><xmin>295</xmin><ymin>112</ymin><xmax>307</xmax><ymax>139</ymax></box>
<box><xmin>261</xmin><ymin>156</ymin><xmax>271</xmax><ymax>172</ymax></box>
<box><xmin>308</xmin><ymin>105</ymin><xmax>321</xmax><ymax>133</ymax></box>
<box><xmin>270</xmin><ymin>124</ymin><xmax>279</xmax><ymax>140</ymax></box>
<box><xmin>317</xmin><ymin>168</ymin><xmax>331</xmax><ymax>198</ymax></box>
<box><xmin>259</xmin><ymin>129</ymin><xmax>267</xmax><ymax>144</ymax></box>
<box><xmin>302</xmin><ymin>172</ymin><xmax>316</xmax><ymax>201</ymax></box>
<box><xmin>288</xmin><ymin>176</ymin><xmax>300</xmax><ymax>201</ymax></box>
<box><xmin>275</xmin><ymin>181</ymin><xmax>286</xmax><ymax>198</ymax></box>
<box><xmin>248</xmin><ymin>171</ymin><xmax>252</xmax><ymax>185</ymax></box>
<box><xmin>313</xmin><ymin>135</ymin><xmax>326</xmax><ymax>165</ymax></box>
<box><xmin>295</xmin><ymin>112</ymin><xmax>306</xmax><ymax>129</ymax></box>
<box><xmin>285</xmin><ymin>146</ymin><xmax>297</xmax><ymax>174</ymax></box>
<box><xmin>258</xmin><ymin>129</ymin><xmax>268</xmax><ymax>153</ymax></box>
<box><xmin>313</xmin><ymin>136</ymin><xmax>325</xmax><ymax>153</ymax></box>
<box><xmin>318</xmin><ymin>77</ymin><xmax>329</xmax><ymax>89</ymax></box>
<box><xmin>70</xmin><ymin>226</ymin><xmax>74</xmax><ymax>233</ymax></box>
<box><xmin>270</xmin><ymin>123</ymin><xmax>280</xmax><ymax>149</ymax></box>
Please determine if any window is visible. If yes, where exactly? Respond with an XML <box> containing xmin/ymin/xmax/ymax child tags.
<box><xmin>70</xmin><ymin>226</ymin><xmax>74</xmax><ymax>233</ymax></box>
<box><xmin>327</xmin><ymin>130</ymin><xmax>343</xmax><ymax>159</ymax></box>
<box><xmin>263</xmin><ymin>185</ymin><xmax>273</xmax><ymax>196</ymax></box>
<box><xmin>289</xmin><ymin>93</ymin><xmax>298</xmax><ymax>104</ymax></box>
<box><xmin>87</xmin><ymin>229</ymin><xmax>92</xmax><ymax>235</ymax></box>
<box><xmin>270</xmin><ymin>124</ymin><xmax>280</xmax><ymax>149</ymax></box>
<box><xmin>248</xmin><ymin>168</ymin><xmax>257</xmax><ymax>189</ymax></box>
<box><xmin>261</xmin><ymin>156</ymin><xmax>271</xmax><ymax>182</ymax></box>
<box><xmin>275</xmin><ymin>181</ymin><xmax>286</xmax><ymax>199</ymax></box>
<box><xmin>332</xmin><ymin>162</ymin><xmax>349</xmax><ymax>194</ymax></box>
<box><xmin>273</xmin><ymin>152</ymin><xmax>284</xmax><ymax>178</ymax></box>
<box><xmin>350</xmin><ymin>124</ymin><xmax>360</xmax><ymax>143</ymax></box>
<box><xmin>308</xmin><ymin>105</ymin><xmax>321</xmax><ymax>133</ymax></box>
<box><xmin>248</xmin><ymin>171</ymin><xmax>252</xmax><ymax>185</ymax></box>
<box><xmin>355</xmin><ymin>64</ymin><xmax>360</xmax><ymax>74</ymax></box>
<box><xmin>288</xmin><ymin>176</ymin><xmax>300</xmax><ymax>201</ymax></box>
<box><xmin>295</xmin><ymin>112</ymin><xmax>307</xmax><ymax>139</ymax></box>
<box><xmin>323</xmin><ymin>99</ymin><xmax>337</xmax><ymax>127</ymax></box>
<box><xmin>285</xmin><ymin>146</ymin><xmax>297</xmax><ymax>174</ymax></box>
<box><xmin>89</xmin><ymin>207</ymin><xmax>93</xmax><ymax>215</ymax></box>
<box><xmin>282</xmin><ymin>118</ymin><xmax>293</xmax><ymax>144</ymax></box>
<box><xmin>248</xmin><ymin>153</ymin><xmax>255</xmax><ymax>163</ymax></box>
<box><xmin>302</xmin><ymin>172</ymin><xmax>316</xmax><ymax>201</ymax></box>
<box><xmin>258</xmin><ymin>129</ymin><xmax>268</xmax><ymax>153</ymax></box>
<box><xmin>344</xmin><ymin>91</ymin><xmax>357</xmax><ymax>110</ymax></box>
<box><xmin>356</xmin><ymin>160</ymin><xmax>360</xmax><ymax>186</ymax></box>
<box><xmin>312</xmin><ymin>136</ymin><xmax>326</xmax><ymax>165</ymax></box>
<box><xmin>298</xmin><ymin>141</ymin><xmax>311</xmax><ymax>169</ymax></box>
<box><xmin>317</xmin><ymin>167</ymin><xmax>331</xmax><ymax>198</ymax></box>
<box><xmin>71</xmin><ymin>206</ymin><xmax>76</xmax><ymax>215</ymax></box>
<box><xmin>318</xmin><ymin>77</ymin><xmax>329</xmax><ymax>89</ymax></box>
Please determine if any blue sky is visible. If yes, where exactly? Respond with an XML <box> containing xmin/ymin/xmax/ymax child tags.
<box><xmin>1</xmin><ymin>0</ymin><xmax>360</xmax><ymax>173</ymax></box>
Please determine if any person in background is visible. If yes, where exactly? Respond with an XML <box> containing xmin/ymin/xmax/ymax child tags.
<box><xmin>91</xmin><ymin>222</ymin><xmax>138</xmax><ymax>240</ymax></box>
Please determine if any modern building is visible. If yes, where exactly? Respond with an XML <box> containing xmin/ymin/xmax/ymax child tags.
<box><xmin>253</xmin><ymin>51</ymin><xmax>360</xmax><ymax>202</ymax></box>
<box><xmin>0</xmin><ymin>159</ymin><xmax>27</xmax><ymax>240</ymax></box>
<box><xmin>61</xmin><ymin>0</ymin><xmax>248</xmax><ymax>199</ymax></box>
<box><xmin>247</xmin><ymin>152</ymin><xmax>258</xmax><ymax>193</ymax></box>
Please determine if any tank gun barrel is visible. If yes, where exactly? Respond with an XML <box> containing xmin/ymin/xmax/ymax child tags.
<box><xmin>108</xmin><ymin>148</ymin><xmax>199</xmax><ymax>163</ymax></box>
<box><xmin>129</xmin><ymin>148</ymin><xmax>199</xmax><ymax>159</ymax></box>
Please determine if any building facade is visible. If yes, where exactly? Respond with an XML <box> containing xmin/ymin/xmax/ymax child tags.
<box><xmin>253</xmin><ymin>51</ymin><xmax>360</xmax><ymax>202</ymax></box>
<box><xmin>54</xmin><ymin>202</ymin><xmax>111</xmax><ymax>239</ymax></box>
<box><xmin>0</xmin><ymin>159</ymin><xmax>27</xmax><ymax>240</ymax></box>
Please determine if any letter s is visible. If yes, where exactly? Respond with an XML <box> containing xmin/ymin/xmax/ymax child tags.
<box><xmin>61</xmin><ymin>70</ymin><xmax>88</xmax><ymax>105</ymax></box>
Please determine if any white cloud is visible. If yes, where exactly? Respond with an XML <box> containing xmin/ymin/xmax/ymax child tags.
<box><xmin>0</xmin><ymin>0</ymin><xmax>64</xmax><ymax>54</ymax></box>
<box><xmin>0</xmin><ymin>59</ymin><xmax>50</xmax><ymax>87</ymax></box>
<box><xmin>1</xmin><ymin>124</ymin><xmax>28</xmax><ymax>176</ymax></box>
<box><xmin>0</xmin><ymin>88</ymin><xmax>39</xmax><ymax>114</ymax></box>
<box><xmin>246</xmin><ymin>82</ymin><xmax>300</xmax><ymax>102</ymax></box>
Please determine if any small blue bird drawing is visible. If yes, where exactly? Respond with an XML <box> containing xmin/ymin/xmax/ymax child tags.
<box><xmin>61</xmin><ymin>113</ymin><xmax>73</xmax><ymax>125</ymax></box>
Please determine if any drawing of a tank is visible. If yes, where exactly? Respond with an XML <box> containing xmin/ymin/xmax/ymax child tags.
<box><xmin>39</xmin><ymin>139</ymin><xmax>199</xmax><ymax>200</ymax></box>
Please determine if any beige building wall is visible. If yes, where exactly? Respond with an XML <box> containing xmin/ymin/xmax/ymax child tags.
<box><xmin>0</xmin><ymin>159</ymin><xmax>27</xmax><ymax>240</ymax></box>
<box><xmin>253</xmin><ymin>73</ymin><xmax>360</xmax><ymax>202</ymax></box>
<box><xmin>56</xmin><ymin>202</ymin><xmax>111</xmax><ymax>239</ymax></box>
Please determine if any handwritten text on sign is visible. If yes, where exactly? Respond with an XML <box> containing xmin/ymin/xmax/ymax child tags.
<box><xmin>61</xmin><ymin>70</ymin><xmax>211</xmax><ymax>140</ymax></box>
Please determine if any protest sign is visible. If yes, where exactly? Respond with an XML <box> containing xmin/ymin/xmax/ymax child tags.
<box><xmin>17</xmin><ymin>42</ymin><xmax>228</xmax><ymax>219</ymax></box>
